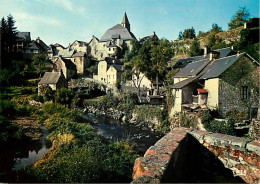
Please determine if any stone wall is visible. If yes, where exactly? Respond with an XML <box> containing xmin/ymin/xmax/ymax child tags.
<box><xmin>132</xmin><ymin>128</ymin><xmax>260</xmax><ymax>183</ymax></box>
<box><xmin>218</xmin><ymin>56</ymin><xmax>259</xmax><ymax>117</ymax></box>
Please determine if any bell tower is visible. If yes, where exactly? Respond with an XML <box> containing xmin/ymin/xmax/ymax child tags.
<box><xmin>121</xmin><ymin>12</ymin><xmax>130</xmax><ymax>31</ymax></box>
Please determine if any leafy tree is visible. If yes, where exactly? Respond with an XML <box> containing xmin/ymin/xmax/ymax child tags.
<box><xmin>55</xmin><ymin>88</ymin><xmax>72</xmax><ymax>106</ymax></box>
<box><xmin>211</xmin><ymin>23</ymin><xmax>222</xmax><ymax>33</ymax></box>
<box><xmin>182</xmin><ymin>27</ymin><xmax>196</xmax><ymax>39</ymax></box>
<box><xmin>228</xmin><ymin>7</ymin><xmax>250</xmax><ymax>29</ymax></box>
<box><xmin>189</xmin><ymin>38</ymin><xmax>202</xmax><ymax>56</ymax></box>
<box><xmin>178</xmin><ymin>31</ymin><xmax>183</xmax><ymax>40</ymax></box>
<box><xmin>32</xmin><ymin>54</ymin><xmax>48</xmax><ymax>78</ymax></box>
<box><xmin>39</xmin><ymin>85</ymin><xmax>54</xmax><ymax>102</ymax></box>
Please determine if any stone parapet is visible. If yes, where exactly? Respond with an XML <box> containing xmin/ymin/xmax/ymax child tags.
<box><xmin>132</xmin><ymin>128</ymin><xmax>260</xmax><ymax>184</ymax></box>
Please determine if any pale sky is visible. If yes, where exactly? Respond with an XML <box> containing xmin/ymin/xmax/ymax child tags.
<box><xmin>1</xmin><ymin>0</ymin><xmax>259</xmax><ymax>47</ymax></box>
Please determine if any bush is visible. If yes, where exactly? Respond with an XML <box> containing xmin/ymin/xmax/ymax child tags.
<box><xmin>201</xmin><ymin>110</ymin><xmax>235</xmax><ymax>135</ymax></box>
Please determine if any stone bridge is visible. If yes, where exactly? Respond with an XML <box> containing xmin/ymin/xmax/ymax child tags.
<box><xmin>132</xmin><ymin>128</ymin><xmax>259</xmax><ymax>183</ymax></box>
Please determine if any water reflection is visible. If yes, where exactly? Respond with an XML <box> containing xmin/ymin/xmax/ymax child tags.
<box><xmin>85</xmin><ymin>113</ymin><xmax>160</xmax><ymax>153</ymax></box>
<box><xmin>0</xmin><ymin>126</ymin><xmax>49</xmax><ymax>180</ymax></box>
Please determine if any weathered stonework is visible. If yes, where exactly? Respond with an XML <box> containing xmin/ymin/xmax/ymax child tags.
<box><xmin>218</xmin><ymin>56</ymin><xmax>259</xmax><ymax>117</ymax></box>
<box><xmin>132</xmin><ymin>127</ymin><xmax>260</xmax><ymax>183</ymax></box>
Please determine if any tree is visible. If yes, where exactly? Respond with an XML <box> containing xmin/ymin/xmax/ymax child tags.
<box><xmin>228</xmin><ymin>7</ymin><xmax>250</xmax><ymax>29</ymax></box>
<box><xmin>211</xmin><ymin>23</ymin><xmax>222</xmax><ymax>33</ymax></box>
<box><xmin>55</xmin><ymin>88</ymin><xmax>71</xmax><ymax>106</ymax></box>
<box><xmin>189</xmin><ymin>38</ymin><xmax>202</xmax><ymax>57</ymax></box>
<box><xmin>32</xmin><ymin>54</ymin><xmax>48</xmax><ymax>78</ymax></box>
<box><xmin>182</xmin><ymin>27</ymin><xmax>196</xmax><ymax>39</ymax></box>
<box><xmin>178</xmin><ymin>31</ymin><xmax>183</xmax><ymax>40</ymax></box>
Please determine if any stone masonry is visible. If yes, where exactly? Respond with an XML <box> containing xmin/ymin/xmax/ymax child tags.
<box><xmin>132</xmin><ymin>127</ymin><xmax>260</xmax><ymax>183</ymax></box>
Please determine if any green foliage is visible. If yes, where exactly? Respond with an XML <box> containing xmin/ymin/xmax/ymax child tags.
<box><xmin>189</xmin><ymin>38</ymin><xmax>202</xmax><ymax>56</ymax></box>
<box><xmin>179</xmin><ymin>27</ymin><xmax>196</xmax><ymax>40</ymax></box>
<box><xmin>39</xmin><ymin>85</ymin><xmax>54</xmax><ymax>102</ymax></box>
<box><xmin>228</xmin><ymin>7</ymin><xmax>250</xmax><ymax>29</ymax></box>
<box><xmin>26</xmin><ymin>101</ymin><xmax>138</xmax><ymax>183</ymax></box>
<box><xmin>211</xmin><ymin>23</ymin><xmax>222</xmax><ymax>33</ymax></box>
<box><xmin>201</xmin><ymin>110</ymin><xmax>236</xmax><ymax>136</ymax></box>
<box><xmin>0</xmin><ymin>116</ymin><xmax>22</xmax><ymax>143</ymax></box>
<box><xmin>55</xmin><ymin>88</ymin><xmax>72</xmax><ymax>106</ymax></box>
<box><xmin>32</xmin><ymin>54</ymin><xmax>50</xmax><ymax>77</ymax></box>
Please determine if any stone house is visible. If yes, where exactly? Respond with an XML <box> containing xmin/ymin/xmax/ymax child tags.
<box><xmin>88</xmin><ymin>12</ymin><xmax>136</xmax><ymax>60</ymax></box>
<box><xmin>107</xmin><ymin>64</ymin><xmax>124</xmax><ymax>85</ymax></box>
<box><xmin>93</xmin><ymin>57</ymin><xmax>123</xmax><ymax>85</ymax></box>
<box><xmin>53</xmin><ymin>56</ymin><xmax>77</xmax><ymax>80</ymax></box>
<box><xmin>170</xmin><ymin>51</ymin><xmax>260</xmax><ymax>119</ymax></box>
<box><xmin>47</xmin><ymin>43</ymin><xmax>65</xmax><ymax>61</ymax></box>
<box><xmin>71</xmin><ymin>52</ymin><xmax>88</xmax><ymax>74</ymax></box>
<box><xmin>88</xmin><ymin>35</ymin><xmax>100</xmax><ymax>58</ymax></box>
<box><xmin>38</xmin><ymin>71</ymin><xmax>68</xmax><ymax>95</ymax></box>
<box><xmin>25</xmin><ymin>37</ymin><xmax>48</xmax><ymax>56</ymax></box>
<box><xmin>69</xmin><ymin>40</ymin><xmax>88</xmax><ymax>52</ymax></box>
<box><xmin>14</xmin><ymin>32</ymin><xmax>31</xmax><ymax>52</ymax></box>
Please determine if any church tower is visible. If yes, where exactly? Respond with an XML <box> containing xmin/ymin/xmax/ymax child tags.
<box><xmin>121</xmin><ymin>12</ymin><xmax>130</xmax><ymax>31</ymax></box>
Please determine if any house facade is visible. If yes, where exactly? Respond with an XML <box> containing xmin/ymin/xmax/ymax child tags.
<box><xmin>72</xmin><ymin>52</ymin><xmax>88</xmax><ymax>74</ymax></box>
<box><xmin>93</xmin><ymin>57</ymin><xmax>123</xmax><ymax>85</ymax></box>
<box><xmin>53</xmin><ymin>56</ymin><xmax>77</xmax><ymax>80</ymax></box>
<box><xmin>170</xmin><ymin>50</ymin><xmax>259</xmax><ymax>119</ymax></box>
<box><xmin>38</xmin><ymin>71</ymin><xmax>68</xmax><ymax>95</ymax></box>
<box><xmin>69</xmin><ymin>40</ymin><xmax>88</xmax><ymax>52</ymax></box>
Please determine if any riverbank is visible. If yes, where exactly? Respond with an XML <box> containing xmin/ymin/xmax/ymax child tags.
<box><xmin>83</xmin><ymin>94</ymin><xmax>169</xmax><ymax>134</ymax></box>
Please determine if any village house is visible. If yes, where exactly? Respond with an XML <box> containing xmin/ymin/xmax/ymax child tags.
<box><xmin>88</xmin><ymin>12</ymin><xmax>136</xmax><ymax>60</ymax></box>
<box><xmin>93</xmin><ymin>57</ymin><xmax>123</xmax><ymax>85</ymax></box>
<box><xmin>25</xmin><ymin>37</ymin><xmax>48</xmax><ymax>56</ymax></box>
<box><xmin>53</xmin><ymin>56</ymin><xmax>77</xmax><ymax>80</ymax></box>
<box><xmin>14</xmin><ymin>32</ymin><xmax>31</xmax><ymax>52</ymax></box>
<box><xmin>69</xmin><ymin>40</ymin><xmax>88</xmax><ymax>52</ymax></box>
<box><xmin>170</xmin><ymin>50</ymin><xmax>260</xmax><ymax>119</ymax></box>
<box><xmin>71</xmin><ymin>52</ymin><xmax>88</xmax><ymax>74</ymax></box>
<box><xmin>38</xmin><ymin>71</ymin><xmax>68</xmax><ymax>95</ymax></box>
<box><xmin>47</xmin><ymin>43</ymin><xmax>66</xmax><ymax>61</ymax></box>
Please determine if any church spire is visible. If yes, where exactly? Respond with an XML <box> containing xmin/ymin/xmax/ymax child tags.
<box><xmin>121</xmin><ymin>12</ymin><xmax>130</xmax><ymax>31</ymax></box>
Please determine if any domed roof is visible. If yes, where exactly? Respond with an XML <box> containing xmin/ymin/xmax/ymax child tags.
<box><xmin>100</xmin><ymin>24</ymin><xmax>136</xmax><ymax>42</ymax></box>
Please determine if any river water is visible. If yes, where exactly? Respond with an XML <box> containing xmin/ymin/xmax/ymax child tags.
<box><xmin>85</xmin><ymin>113</ymin><xmax>161</xmax><ymax>153</ymax></box>
<box><xmin>0</xmin><ymin>114</ymin><xmax>160</xmax><ymax>181</ymax></box>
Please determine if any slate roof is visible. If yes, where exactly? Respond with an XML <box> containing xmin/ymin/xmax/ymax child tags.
<box><xmin>38</xmin><ymin>72</ymin><xmax>62</xmax><ymax>85</ymax></box>
<box><xmin>72</xmin><ymin>40</ymin><xmax>87</xmax><ymax>46</ymax></box>
<box><xmin>56</xmin><ymin>48</ymin><xmax>75</xmax><ymax>58</ymax></box>
<box><xmin>100</xmin><ymin>24</ymin><xmax>136</xmax><ymax>42</ymax></box>
<box><xmin>26</xmin><ymin>41</ymin><xmax>41</xmax><ymax>50</ymax></box>
<box><xmin>170</xmin><ymin>77</ymin><xmax>197</xmax><ymax>89</ymax></box>
<box><xmin>173</xmin><ymin>47</ymin><xmax>237</xmax><ymax>69</ymax></box>
<box><xmin>55</xmin><ymin>57</ymin><xmax>76</xmax><ymax>70</ymax></box>
<box><xmin>111</xmin><ymin>64</ymin><xmax>124</xmax><ymax>72</ymax></box>
<box><xmin>104</xmin><ymin>57</ymin><xmax>123</xmax><ymax>65</ymax></box>
<box><xmin>121</xmin><ymin>12</ymin><xmax>130</xmax><ymax>24</ymax></box>
<box><xmin>200</xmin><ymin>54</ymin><xmax>242</xmax><ymax>79</ymax></box>
<box><xmin>174</xmin><ymin>59</ymin><xmax>210</xmax><ymax>77</ymax></box>
<box><xmin>72</xmin><ymin>52</ymin><xmax>86</xmax><ymax>57</ymax></box>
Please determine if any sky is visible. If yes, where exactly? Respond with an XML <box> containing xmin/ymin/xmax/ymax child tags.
<box><xmin>1</xmin><ymin>0</ymin><xmax>259</xmax><ymax>47</ymax></box>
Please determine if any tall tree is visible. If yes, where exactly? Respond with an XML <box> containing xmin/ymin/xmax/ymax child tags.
<box><xmin>211</xmin><ymin>23</ymin><xmax>222</xmax><ymax>33</ymax></box>
<box><xmin>189</xmin><ymin>38</ymin><xmax>202</xmax><ymax>57</ymax></box>
<box><xmin>182</xmin><ymin>27</ymin><xmax>196</xmax><ymax>39</ymax></box>
<box><xmin>228</xmin><ymin>7</ymin><xmax>250</xmax><ymax>29</ymax></box>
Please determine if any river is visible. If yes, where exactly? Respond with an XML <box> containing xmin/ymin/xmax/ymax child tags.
<box><xmin>85</xmin><ymin>113</ymin><xmax>161</xmax><ymax>153</ymax></box>
<box><xmin>0</xmin><ymin>113</ymin><xmax>160</xmax><ymax>182</ymax></box>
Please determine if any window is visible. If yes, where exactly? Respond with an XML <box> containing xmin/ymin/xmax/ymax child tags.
<box><xmin>241</xmin><ymin>86</ymin><xmax>248</xmax><ymax>99</ymax></box>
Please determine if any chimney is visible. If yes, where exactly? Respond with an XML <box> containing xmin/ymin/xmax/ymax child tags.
<box><xmin>210</xmin><ymin>51</ymin><xmax>220</xmax><ymax>61</ymax></box>
<box><xmin>210</xmin><ymin>52</ymin><xmax>213</xmax><ymax>61</ymax></box>
<box><xmin>204</xmin><ymin>46</ymin><xmax>209</xmax><ymax>57</ymax></box>
<box><xmin>36</xmin><ymin>37</ymin><xmax>40</xmax><ymax>43</ymax></box>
